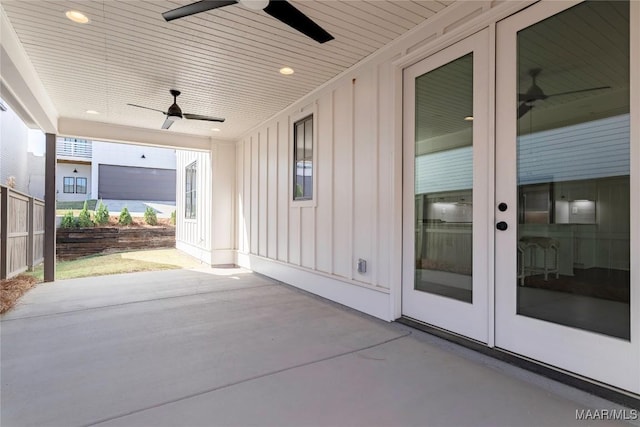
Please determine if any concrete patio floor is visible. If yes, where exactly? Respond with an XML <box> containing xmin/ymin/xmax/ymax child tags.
<box><xmin>1</xmin><ymin>268</ymin><xmax>636</xmax><ymax>427</ymax></box>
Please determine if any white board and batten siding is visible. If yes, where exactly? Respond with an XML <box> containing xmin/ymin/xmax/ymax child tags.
<box><xmin>234</xmin><ymin>1</ymin><xmax>522</xmax><ymax>321</ymax></box>
<box><xmin>236</xmin><ymin>68</ymin><xmax>395</xmax><ymax>320</ymax></box>
<box><xmin>176</xmin><ymin>142</ymin><xmax>236</xmax><ymax>266</ymax></box>
<box><xmin>236</xmin><ymin>2</ymin><xmax>516</xmax><ymax>320</ymax></box>
<box><xmin>176</xmin><ymin>150</ymin><xmax>212</xmax><ymax>264</ymax></box>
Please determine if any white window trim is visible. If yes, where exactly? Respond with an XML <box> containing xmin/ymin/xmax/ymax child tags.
<box><xmin>185</xmin><ymin>160</ymin><xmax>197</xmax><ymax>219</ymax></box>
<box><xmin>289</xmin><ymin>104</ymin><xmax>318</xmax><ymax>208</ymax></box>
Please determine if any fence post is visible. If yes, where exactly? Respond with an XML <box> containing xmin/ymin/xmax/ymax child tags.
<box><xmin>28</xmin><ymin>197</ymin><xmax>35</xmax><ymax>271</ymax></box>
<box><xmin>1</xmin><ymin>187</ymin><xmax>8</xmax><ymax>279</ymax></box>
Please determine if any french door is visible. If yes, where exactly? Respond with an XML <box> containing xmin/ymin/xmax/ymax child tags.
<box><xmin>495</xmin><ymin>0</ymin><xmax>639</xmax><ymax>393</ymax></box>
<box><xmin>402</xmin><ymin>29</ymin><xmax>491</xmax><ymax>343</ymax></box>
<box><xmin>403</xmin><ymin>0</ymin><xmax>639</xmax><ymax>394</ymax></box>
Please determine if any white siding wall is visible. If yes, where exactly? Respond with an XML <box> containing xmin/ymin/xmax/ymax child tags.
<box><xmin>1</xmin><ymin>99</ymin><xmax>30</xmax><ymax>193</ymax></box>
<box><xmin>27</xmin><ymin>152</ymin><xmax>45</xmax><ymax>199</ymax></box>
<box><xmin>236</xmin><ymin>65</ymin><xmax>395</xmax><ymax>319</ymax></box>
<box><xmin>235</xmin><ymin>1</ymin><xmax>526</xmax><ymax>321</ymax></box>
<box><xmin>211</xmin><ymin>142</ymin><xmax>236</xmax><ymax>265</ymax></box>
<box><xmin>176</xmin><ymin>150</ymin><xmax>212</xmax><ymax>264</ymax></box>
<box><xmin>176</xmin><ymin>142</ymin><xmax>236</xmax><ymax>265</ymax></box>
<box><xmin>56</xmin><ymin>163</ymin><xmax>91</xmax><ymax>202</ymax></box>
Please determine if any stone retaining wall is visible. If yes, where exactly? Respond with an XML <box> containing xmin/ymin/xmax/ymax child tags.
<box><xmin>56</xmin><ymin>227</ymin><xmax>175</xmax><ymax>260</ymax></box>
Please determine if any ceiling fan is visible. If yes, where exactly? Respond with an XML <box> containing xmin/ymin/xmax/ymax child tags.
<box><xmin>162</xmin><ymin>0</ymin><xmax>334</xmax><ymax>44</ymax></box>
<box><xmin>518</xmin><ymin>68</ymin><xmax>610</xmax><ymax>119</ymax></box>
<box><xmin>128</xmin><ymin>89</ymin><xmax>225</xmax><ymax>130</ymax></box>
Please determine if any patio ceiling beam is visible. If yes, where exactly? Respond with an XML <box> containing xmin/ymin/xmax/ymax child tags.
<box><xmin>58</xmin><ymin>118</ymin><xmax>214</xmax><ymax>152</ymax></box>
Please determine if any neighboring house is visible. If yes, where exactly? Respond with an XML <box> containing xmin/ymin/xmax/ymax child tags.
<box><xmin>56</xmin><ymin>138</ymin><xmax>177</xmax><ymax>202</ymax></box>
<box><xmin>0</xmin><ymin>98</ymin><xmax>45</xmax><ymax>199</ymax></box>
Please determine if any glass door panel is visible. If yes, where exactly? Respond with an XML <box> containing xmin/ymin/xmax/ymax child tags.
<box><xmin>495</xmin><ymin>0</ymin><xmax>639</xmax><ymax>393</ymax></box>
<box><xmin>415</xmin><ymin>53</ymin><xmax>474</xmax><ymax>304</ymax></box>
<box><xmin>403</xmin><ymin>29</ymin><xmax>490</xmax><ymax>343</ymax></box>
<box><xmin>516</xmin><ymin>1</ymin><xmax>630</xmax><ymax>340</ymax></box>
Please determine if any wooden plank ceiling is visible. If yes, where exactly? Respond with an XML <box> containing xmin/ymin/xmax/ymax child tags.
<box><xmin>1</xmin><ymin>0</ymin><xmax>452</xmax><ymax>139</ymax></box>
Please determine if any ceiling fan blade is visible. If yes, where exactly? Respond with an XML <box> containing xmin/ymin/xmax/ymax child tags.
<box><xmin>127</xmin><ymin>103</ymin><xmax>167</xmax><ymax>114</ymax></box>
<box><xmin>545</xmin><ymin>86</ymin><xmax>610</xmax><ymax>98</ymax></box>
<box><xmin>264</xmin><ymin>1</ymin><xmax>333</xmax><ymax>44</ymax></box>
<box><xmin>184</xmin><ymin>113</ymin><xmax>225</xmax><ymax>122</ymax></box>
<box><xmin>518</xmin><ymin>102</ymin><xmax>533</xmax><ymax>119</ymax></box>
<box><xmin>161</xmin><ymin>118</ymin><xmax>175</xmax><ymax>129</ymax></box>
<box><xmin>162</xmin><ymin>0</ymin><xmax>237</xmax><ymax>22</ymax></box>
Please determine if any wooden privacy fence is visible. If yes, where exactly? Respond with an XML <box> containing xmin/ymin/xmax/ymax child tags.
<box><xmin>0</xmin><ymin>185</ymin><xmax>45</xmax><ymax>279</ymax></box>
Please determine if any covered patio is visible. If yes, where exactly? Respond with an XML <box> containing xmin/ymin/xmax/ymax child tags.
<box><xmin>0</xmin><ymin>269</ymin><xmax>628</xmax><ymax>426</ymax></box>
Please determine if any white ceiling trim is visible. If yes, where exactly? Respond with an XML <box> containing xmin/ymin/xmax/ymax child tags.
<box><xmin>58</xmin><ymin>117</ymin><xmax>212</xmax><ymax>151</ymax></box>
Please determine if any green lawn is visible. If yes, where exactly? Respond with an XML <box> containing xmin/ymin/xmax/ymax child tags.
<box><xmin>56</xmin><ymin>200</ymin><xmax>98</xmax><ymax>210</ymax></box>
<box><xmin>28</xmin><ymin>249</ymin><xmax>202</xmax><ymax>281</ymax></box>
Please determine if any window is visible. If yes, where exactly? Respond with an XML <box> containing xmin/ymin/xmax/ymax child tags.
<box><xmin>185</xmin><ymin>161</ymin><xmax>197</xmax><ymax>219</ymax></box>
<box><xmin>75</xmin><ymin>177</ymin><xmax>87</xmax><ymax>194</ymax></box>
<box><xmin>63</xmin><ymin>177</ymin><xmax>75</xmax><ymax>193</ymax></box>
<box><xmin>293</xmin><ymin>115</ymin><xmax>313</xmax><ymax>201</ymax></box>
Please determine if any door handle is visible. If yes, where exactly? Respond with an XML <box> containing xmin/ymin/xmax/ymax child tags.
<box><xmin>496</xmin><ymin>221</ymin><xmax>508</xmax><ymax>231</ymax></box>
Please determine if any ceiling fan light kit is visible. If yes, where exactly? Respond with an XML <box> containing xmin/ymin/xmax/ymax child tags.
<box><xmin>238</xmin><ymin>0</ymin><xmax>270</xmax><ymax>11</ymax></box>
<box><xmin>162</xmin><ymin>0</ymin><xmax>334</xmax><ymax>44</ymax></box>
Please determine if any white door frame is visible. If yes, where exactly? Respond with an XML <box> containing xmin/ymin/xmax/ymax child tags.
<box><xmin>494</xmin><ymin>0</ymin><xmax>640</xmax><ymax>394</ymax></box>
<box><xmin>402</xmin><ymin>28</ymin><xmax>492</xmax><ymax>344</ymax></box>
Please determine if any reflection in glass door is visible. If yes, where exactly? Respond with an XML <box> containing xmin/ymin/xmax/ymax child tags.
<box><xmin>415</xmin><ymin>53</ymin><xmax>474</xmax><ymax>304</ymax></box>
<box><xmin>495</xmin><ymin>0</ymin><xmax>639</xmax><ymax>393</ymax></box>
<box><xmin>403</xmin><ymin>29</ymin><xmax>490</xmax><ymax>343</ymax></box>
<box><xmin>515</xmin><ymin>1</ymin><xmax>631</xmax><ymax>340</ymax></box>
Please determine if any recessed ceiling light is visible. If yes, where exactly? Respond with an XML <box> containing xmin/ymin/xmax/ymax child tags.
<box><xmin>211</xmin><ymin>128</ymin><xmax>221</xmax><ymax>132</ymax></box>
<box><xmin>66</xmin><ymin>10</ymin><xmax>89</xmax><ymax>24</ymax></box>
<box><xmin>279</xmin><ymin>67</ymin><xmax>294</xmax><ymax>75</ymax></box>
<box><xmin>464</xmin><ymin>116</ymin><xmax>474</xmax><ymax>121</ymax></box>
<box><xmin>86</xmin><ymin>110</ymin><xmax>99</xmax><ymax>114</ymax></box>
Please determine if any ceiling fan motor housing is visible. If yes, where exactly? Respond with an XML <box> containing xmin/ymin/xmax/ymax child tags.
<box><xmin>167</xmin><ymin>103</ymin><xmax>183</xmax><ymax>120</ymax></box>
<box><xmin>167</xmin><ymin>89</ymin><xmax>183</xmax><ymax>120</ymax></box>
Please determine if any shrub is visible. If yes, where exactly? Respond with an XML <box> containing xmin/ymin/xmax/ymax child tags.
<box><xmin>144</xmin><ymin>207</ymin><xmax>158</xmax><ymax>226</ymax></box>
<box><xmin>60</xmin><ymin>211</ymin><xmax>77</xmax><ymax>228</ymax></box>
<box><xmin>77</xmin><ymin>201</ymin><xmax>94</xmax><ymax>228</ymax></box>
<box><xmin>118</xmin><ymin>207</ymin><xmax>133</xmax><ymax>226</ymax></box>
<box><xmin>94</xmin><ymin>200</ymin><xmax>110</xmax><ymax>225</ymax></box>
<box><xmin>170</xmin><ymin>210</ymin><xmax>176</xmax><ymax>225</ymax></box>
